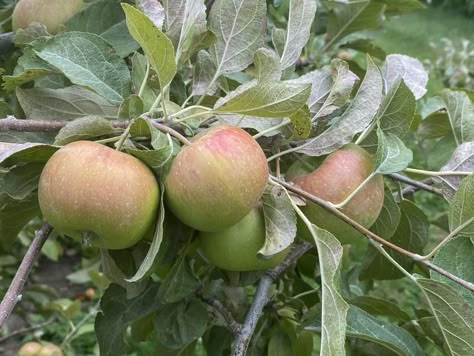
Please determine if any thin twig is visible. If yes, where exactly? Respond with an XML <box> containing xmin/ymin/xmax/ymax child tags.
<box><xmin>197</xmin><ymin>292</ymin><xmax>242</xmax><ymax>335</ymax></box>
<box><xmin>0</xmin><ymin>224</ymin><xmax>53</xmax><ymax>330</ymax></box>
<box><xmin>231</xmin><ymin>241</ymin><xmax>312</xmax><ymax>356</ymax></box>
<box><xmin>272</xmin><ymin>176</ymin><xmax>474</xmax><ymax>292</ymax></box>
<box><xmin>399</xmin><ymin>177</ymin><xmax>434</xmax><ymax>197</ymax></box>
<box><xmin>0</xmin><ymin>318</ymin><xmax>54</xmax><ymax>343</ymax></box>
<box><xmin>388</xmin><ymin>173</ymin><xmax>443</xmax><ymax>197</ymax></box>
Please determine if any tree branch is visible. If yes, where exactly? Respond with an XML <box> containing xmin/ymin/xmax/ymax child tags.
<box><xmin>0</xmin><ymin>223</ymin><xmax>53</xmax><ymax>330</ymax></box>
<box><xmin>388</xmin><ymin>173</ymin><xmax>443</xmax><ymax>197</ymax></box>
<box><xmin>231</xmin><ymin>241</ymin><xmax>312</xmax><ymax>356</ymax></box>
<box><xmin>0</xmin><ymin>117</ymin><xmax>191</xmax><ymax>146</ymax></box>
<box><xmin>197</xmin><ymin>291</ymin><xmax>242</xmax><ymax>335</ymax></box>
<box><xmin>272</xmin><ymin>176</ymin><xmax>474</xmax><ymax>292</ymax></box>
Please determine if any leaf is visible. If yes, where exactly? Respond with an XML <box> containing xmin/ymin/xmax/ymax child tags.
<box><xmin>326</xmin><ymin>1</ymin><xmax>385</xmax><ymax>47</ymax></box>
<box><xmin>439</xmin><ymin>89</ymin><xmax>474</xmax><ymax>145</ymax></box>
<box><xmin>126</xmin><ymin>183</ymin><xmax>165</xmax><ymax>283</ymax></box>
<box><xmin>0</xmin><ymin>143</ymin><xmax>58</xmax><ymax>167</ymax></box>
<box><xmin>138</xmin><ymin>0</ymin><xmax>165</xmax><ymax>29</ymax></box>
<box><xmin>214</xmin><ymin>81</ymin><xmax>311</xmax><ymax>118</ymax></box>
<box><xmin>449</xmin><ymin>174</ymin><xmax>474</xmax><ymax>238</ymax></box>
<box><xmin>437</xmin><ymin>142</ymin><xmax>474</xmax><ymax>200</ymax></box>
<box><xmin>350</xmin><ymin>296</ymin><xmax>410</xmax><ymax>321</ymax></box>
<box><xmin>361</xmin><ymin>200</ymin><xmax>428</xmax><ymax>280</ymax></box>
<box><xmin>268</xmin><ymin>330</ymin><xmax>293</xmax><ymax>356</ymax></box>
<box><xmin>131</xmin><ymin>52</ymin><xmax>160</xmax><ymax>112</ymax></box>
<box><xmin>280</xmin><ymin>0</ymin><xmax>317</xmax><ymax>70</ymax></box>
<box><xmin>345</xmin><ymin>305</ymin><xmax>424</xmax><ymax>356</ymax></box>
<box><xmin>370</xmin><ymin>188</ymin><xmax>402</xmax><ymax>240</ymax></box>
<box><xmin>34</xmin><ymin>32</ymin><xmax>131</xmax><ymax>105</ymax></box>
<box><xmin>118</xmin><ymin>95</ymin><xmax>144</xmax><ymax>120</ymax></box>
<box><xmin>54</xmin><ymin>116</ymin><xmax>118</xmax><ymax>145</ymax></box>
<box><xmin>294</xmin><ymin>59</ymin><xmax>358</xmax><ymax>118</ymax></box>
<box><xmin>289</xmin><ymin>106</ymin><xmax>312</xmax><ymax>140</ymax></box>
<box><xmin>122</xmin><ymin>4</ymin><xmax>177</xmax><ymax>89</ymax></box>
<box><xmin>65</xmin><ymin>0</ymin><xmax>139</xmax><ymax>58</ymax></box>
<box><xmin>374</xmin><ymin>128</ymin><xmax>413</xmax><ymax>174</ymax></box>
<box><xmin>417</xmin><ymin>278</ymin><xmax>474</xmax><ymax>356</ymax></box>
<box><xmin>95</xmin><ymin>283</ymin><xmax>162</xmax><ymax>356</ymax></box>
<box><xmin>305</xmin><ymin>224</ymin><xmax>348</xmax><ymax>355</ymax></box>
<box><xmin>432</xmin><ymin>236</ymin><xmax>474</xmax><ymax>308</ymax></box>
<box><xmin>381</xmin><ymin>54</ymin><xmax>428</xmax><ymax>100</ymax></box>
<box><xmin>259</xmin><ymin>185</ymin><xmax>297</xmax><ymax>256</ymax></box>
<box><xmin>158</xmin><ymin>249</ymin><xmax>199</xmax><ymax>304</ymax></box>
<box><xmin>209</xmin><ymin>0</ymin><xmax>266</xmax><ymax>75</ymax></box>
<box><xmin>254</xmin><ymin>48</ymin><xmax>282</xmax><ymax>82</ymax></box>
<box><xmin>192</xmin><ymin>51</ymin><xmax>217</xmax><ymax>96</ymax></box>
<box><xmin>377</xmin><ymin>79</ymin><xmax>416</xmax><ymax>138</ymax></box>
<box><xmin>154</xmin><ymin>298</ymin><xmax>208</xmax><ymax>350</ymax></box>
<box><xmin>218</xmin><ymin>115</ymin><xmax>285</xmax><ymax>136</ymax></box>
<box><xmin>0</xmin><ymin>162</ymin><xmax>43</xmax><ymax>200</ymax></box>
<box><xmin>297</xmin><ymin>55</ymin><xmax>383</xmax><ymax>156</ymax></box>
<box><xmin>16</xmin><ymin>86</ymin><xmax>118</xmax><ymax>120</ymax></box>
<box><xmin>417</xmin><ymin>112</ymin><xmax>451</xmax><ymax>140</ymax></box>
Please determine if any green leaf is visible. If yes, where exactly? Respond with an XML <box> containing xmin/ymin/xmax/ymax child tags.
<box><xmin>122</xmin><ymin>3</ymin><xmax>177</xmax><ymax>89</ymax></box>
<box><xmin>382</xmin><ymin>54</ymin><xmax>428</xmax><ymax>100</ymax></box>
<box><xmin>95</xmin><ymin>283</ymin><xmax>162</xmax><ymax>356</ymax></box>
<box><xmin>417</xmin><ymin>112</ymin><xmax>451</xmax><ymax>140</ymax></box>
<box><xmin>131</xmin><ymin>52</ymin><xmax>160</xmax><ymax>112</ymax></box>
<box><xmin>260</xmin><ymin>185</ymin><xmax>297</xmax><ymax>257</ymax></box>
<box><xmin>16</xmin><ymin>86</ymin><xmax>118</xmax><ymax>120</ymax></box>
<box><xmin>192</xmin><ymin>51</ymin><xmax>217</xmax><ymax>96</ymax></box>
<box><xmin>208</xmin><ymin>0</ymin><xmax>266</xmax><ymax>75</ymax></box>
<box><xmin>34</xmin><ymin>32</ymin><xmax>131</xmax><ymax>105</ymax></box>
<box><xmin>0</xmin><ymin>143</ymin><xmax>58</xmax><ymax>167</ymax></box>
<box><xmin>378</xmin><ymin>0</ymin><xmax>426</xmax><ymax>16</ymax></box>
<box><xmin>49</xmin><ymin>298</ymin><xmax>81</xmax><ymax>320</ymax></box>
<box><xmin>158</xmin><ymin>248</ymin><xmax>199</xmax><ymax>304</ymax></box>
<box><xmin>440</xmin><ymin>89</ymin><xmax>474</xmax><ymax>145</ymax></box>
<box><xmin>118</xmin><ymin>95</ymin><xmax>144</xmax><ymax>120</ymax></box>
<box><xmin>280</xmin><ymin>0</ymin><xmax>317</xmax><ymax>70</ymax></box>
<box><xmin>305</xmin><ymin>224</ymin><xmax>348</xmax><ymax>355</ymax></box>
<box><xmin>345</xmin><ymin>305</ymin><xmax>424</xmax><ymax>356</ymax></box>
<box><xmin>289</xmin><ymin>106</ymin><xmax>312</xmax><ymax>140</ymax></box>
<box><xmin>374</xmin><ymin>128</ymin><xmax>413</xmax><ymax>174</ymax></box>
<box><xmin>432</xmin><ymin>236</ymin><xmax>474</xmax><ymax>308</ymax></box>
<box><xmin>65</xmin><ymin>0</ymin><xmax>139</xmax><ymax>58</ymax></box>
<box><xmin>326</xmin><ymin>0</ymin><xmax>385</xmax><ymax>47</ymax></box>
<box><xmin>0</xmin><ymin>162</ymin><xmax>43</xmax><ymax>200</ymax></box>
<box><xmin>350</xmin><ymin>296</ymin><xmax>410</xmax><ymax>321</ymax></box>
<box><xmin>449</xmin><ymin>174</ymin><xmax>474</xmax><ymax>238</ymax></box>
<box><xmin>254</xmin><ymin>48</ymin><xmax>282</xmax><ymax>82</ymax></box>
<box><xmin>417</xmin><ymin>278</ymin><xmax>474</xmax><ymax>356</ymax></box>
<box><xmin>298</xmin><ymin>55</ymin><xmax>383</xmax><ymax>156</ymax></box>
<box><xmin>214</xmin><ymin>81</ymin><xmax>311</xmax><ymax>118</ymax></box>
<box><xmin>126</xmin><ymin>183</ymin><xmax>166</xmax><ymax>283</ymax></box>
<box><xmin>370</xmin><ymin>188</ymin><xmax>401</xmax><ymax>240</ymax></box>
<box><xmin>377</xmin><ymin>79</ymin><xmax>416</xmax><ymax>138</ymax></box>
<box><xmin>437</xmin><ymin>142</ymin><xmax>474</xmax><ymax>200</ymax></box>
<box><xmin>54</xmin><ymin>116</ymin><xmax>118</xmax><ymax>145</ymax></box>
<box><xmin>154</xmin><ymin>298</ymin><xmax>208</xmax><ymax>350</ymax></box>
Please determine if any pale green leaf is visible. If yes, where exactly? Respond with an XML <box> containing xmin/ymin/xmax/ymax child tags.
<box><xmin>440</xmin><ymin>89</ymin><xmax>474</xmax><ymax>145</ymax></box>
<box><xmin>54</xmin><ymin>116</ymin><xmax>118</xmax><ymax>145</ymax></box>
<box><xmin>374</xmin><ymin>128</ymin><xmax>413</xmax><ymax>174</ymax></box>
<box><xmin>254</xmin><ymin>48</ymin><xmax>282</xmax><ymax>82</ymax></box>
<box><xmin>449</xmin><ymin>174</ymin><xmax>474</xmax><ymax>238</ymax></box>
<box><xmin>192</xmin><ymin>51</ymin><xmax>217</xmax><ymax>96</ymax></box>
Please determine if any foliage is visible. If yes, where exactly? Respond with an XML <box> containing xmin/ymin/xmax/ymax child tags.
<box><xmin>0</xmin><ymin>0</ymin><xmax>473</xmax><ymax>355</ymax></box>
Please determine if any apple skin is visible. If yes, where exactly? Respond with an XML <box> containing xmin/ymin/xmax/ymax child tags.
<box><xmin>12</xmin><ymin>0</ymin><xmax>85</xmax><ymax>34</ymax></box>
<box><xmin>38</xmin><ymin>141</ymin><xmax>159</xmax><ymax>250</ymax></box>
<box><xmin>18</xmin><ymin>342</ymin><xmax>63</xmax><ymax>356</ymax></box>
<box><xmin>198</xmin><ymin>208</ymin><xmax>288</xmax><ymax>271</ymax></box>
<box><xmin>291</xmin><ymin>144</ymin><xmax>384</xmax><ymax>244</ymax></box>
<box><xmin>164</xmin><ymin>125</ymin><xmax>269</xmax><ymax>232</ymax></box>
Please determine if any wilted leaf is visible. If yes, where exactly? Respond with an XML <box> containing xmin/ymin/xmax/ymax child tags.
<box><xmin>34</xmin><ymin>32</ymin><xmax>131</xmax><ymax>105</ymax></box>
<box><xmin>122</xmin><ymin>4</ymin><xmax>177</xmax><ymax>89</ymax></box>
<box><xmin>297</xmin><ymin>55</ymin><xmax>383</xmax><ymax>156</ymax></box>
<box><xmin>16</xmin><ymin>86</ymin><xmax>118</xmax><ymax>120</ymax></box>
<box><xmin>280</xmin><ymin>0</ymin><xmax>317</xmax><ymax>70</ymax></box>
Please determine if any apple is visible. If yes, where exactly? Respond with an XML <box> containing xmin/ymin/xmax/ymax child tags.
<box><xmin>12</xmin><ymin>0</ymin><xmax>85</xmax><ymax>34</ymax></box>
<box><xmin>164</xmin><ymin>125</ymin><xmax>269</xmax><ymax>232</ymax></box>
<box><xmin>291</xmin><ymin>144</ymin><xmax>384</xmax><ymax>244</ymax></box>
<box><xmin>198</xmin><ymin>208</ymin><xmax>289</xmax><ymax>271</ymax></box>
<box><xmin>18</xmin><ymin>342</ymin><xmax>63</xmax><ymax>356</ymax></box>
<box><xmin>38</xmin><ymin>141</ymin><xmax>159</xmax><ymax>250</ymax></box>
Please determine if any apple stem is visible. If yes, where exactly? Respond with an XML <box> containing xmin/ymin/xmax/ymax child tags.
<box><xmin>404</xmin><ymin>167</ymin><xmax>473</xmax><ymax>177</ymax></box>
<box><xmin>0</xmin><ymin>223</ymin><xmax>53</xmax><ymax>329</ymax></box>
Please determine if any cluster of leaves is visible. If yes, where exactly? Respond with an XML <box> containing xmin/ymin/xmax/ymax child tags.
<box><xmin>0</xmin><ymin>0</ymin><xmax>473</xmax><ymax>355</ymax></box>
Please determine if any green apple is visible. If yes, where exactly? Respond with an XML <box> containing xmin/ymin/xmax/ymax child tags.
<box><xmin>38</xmin><ymin>141</ymin><xmax>159</xmax><ymax>250</ymax></box>
<box><xmin>291</xmin><ymin>144</ymin><xmax>384</xmax><ymax>244</ymax></box>
<box><xmin>165</xmin><ymin>125</ymin><xmax>269</xmax><ymax>232</ymax></box>
<box><xmin>12</xmin><ymin>0</ymin><xmax>85</xmax><ymax>34</ymax></box>
<box><xmin>198</xmin><ymin>208</ymin><xmax>289</xmax><ymax>271</ymax></box>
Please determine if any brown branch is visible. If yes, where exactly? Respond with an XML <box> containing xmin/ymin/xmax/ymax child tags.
<box><xmin>0</xmin><ymin>223</ymin><xmax>53</xmax><ymax>330</ymax></box>
<box><xmin>0</xmin><ymin>117</ymin><xmax>191</xmax><ymax>146</ymax></box>
<box><xmin>388</xmin><ymin>173</ymin><xmax>442</xmax><ymax>197</ymax></box>
<box><xmin>197</xmin><ymin>292</ymin><xmax>242</xmax><ymax>335</ymax></box>
<box><xmin>272</xmin><ymin>176</ymin><xmax>474</xmax><ymax>292</ymax></box>
<box><xmin>231</xmin><ymin>241</ymin><xmax>312</xmax><ymax>356</ymax></box>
